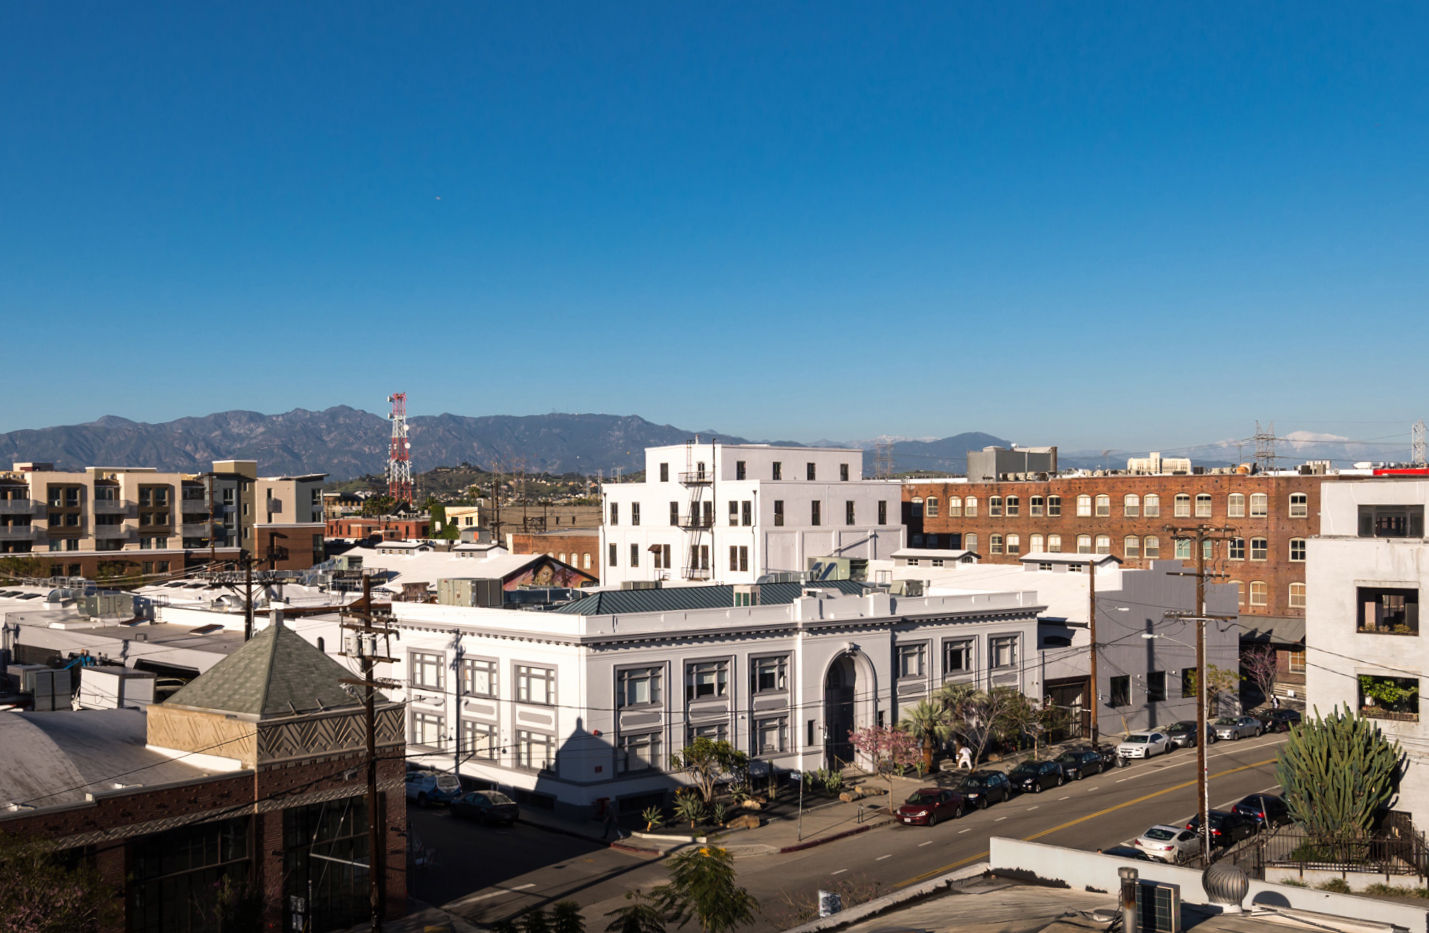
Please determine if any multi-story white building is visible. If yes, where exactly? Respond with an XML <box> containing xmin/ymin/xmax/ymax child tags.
<box><xmin>305</xmin><ymin>581</ymin><xmax>1042</xmax><ymax>816</ymax></box>
<box><xmin>600</xmin><ymin>441</ymin><xmax>903</xmax><ymax>587</ymax></box>
<box><xmin>1306</xmin><ymin>480</ymin><xmax>1428</xmax><ymax>826</ymax></box>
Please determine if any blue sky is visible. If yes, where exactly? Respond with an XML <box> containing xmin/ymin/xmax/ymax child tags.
<box><xmin>3</xmin><ymin>3</ymin><xmax>1426</xmax><ymax>454</ymax></box>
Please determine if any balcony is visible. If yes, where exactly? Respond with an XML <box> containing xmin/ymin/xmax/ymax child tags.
<box><xmin>0</xmin><ymin>500</ymin><xmax>38</xmax><ymax>516</ymax></box>
<box><xmin>679</xmin><ymin>513</ymin><xmax>713</xmax><ymax>530</ymax></box>
<box><xmin>683</xmin><ymin>566</ymin><xmax>712</xmax><ymax>580</ymax></box>
<box><xmin>678</xmin><ymin>471</ymin><xmax>713</xmax><ymax>485</ymax></box>
<box><xmin>0</xmin><ymin>526</ymin><xmax>34</xmax><ymax>541</ymax></box>
<box><xmin>94</xmin><ymin>524</ymin><xmax>131</xmax><ymax>540</ymax></box>
<box><xmin>181</xmin><ymin>498</ymin><xmax>210</xmax><ymax>514</ymax></box>
<box><xmin>180</xmin><ymin>523</ymin><xmax>211</xmax><ymax>537</ymax></box>
<box><xmin>94</xmin><ymin>499</ymin><xmax>127</xmax><ymax>514</ymax></box>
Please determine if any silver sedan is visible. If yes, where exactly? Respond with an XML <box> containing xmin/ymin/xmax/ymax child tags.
<box><xmin>1213</xmin><ymin>715</ymin><xmax>1263</xmax><ymax>740</ymax></box>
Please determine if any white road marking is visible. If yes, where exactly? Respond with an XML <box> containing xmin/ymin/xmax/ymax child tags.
<box><xmin>1057</xmin><ymin>796</ymin><xmax>1071</xmax><ymax>801</ymax></box>
<box><xmin>832</xmin><ymin>868</ymin><xmax>848</xmax><ymax>875</ymax></box>
<box><xmin>994</xmin><ymin>817</ymin><xmax>1008</xmax><ymax>822</ymax></box>
<box><xmin>876</xmin><ymin>854</ymin><xmax>892</xmax><ymax>861</ymax></box>
<box><xmin>1025</xmin><ymin>806</ymin><xmax>1039</xmax><ymax>811</ymax></box>
<box><xmin>450</xmin><ymin>883</ymin><xmax>536</xmax><ymax>907</ymax></box>
<box><xmin>958</xmin><ymin>828</ymin><xmax>971</xmax><ymax>834</ymax></box>
<box><xmin>918</xmin><ymin>841</ymin><xmax>934</xmax><ymax>847</ymax></box>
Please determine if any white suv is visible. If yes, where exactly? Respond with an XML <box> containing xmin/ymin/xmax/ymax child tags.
<box><xmin>1116</xmin><ymin>731</ymin><xmax>1170</xmax><ymax>759</ymax></box>
<box><xmin>405</xmin><ymin>769</ymin><xmax>462</xmax><ymax>807</ymax></box>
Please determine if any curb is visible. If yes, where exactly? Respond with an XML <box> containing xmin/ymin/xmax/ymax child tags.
<box><xmin>780</xmin><ymin>861</ymin><xmax>990</xmax><ymax>933</ymax></box>
<box><xmin>515</xmin><ymin>817</ymin><xmax>611</xmax><ymax>847</ymax></box>
<box><xmin>778</xmin><ymin>818</ymin><xmax>892</xmax><ymax>853</ymax></box>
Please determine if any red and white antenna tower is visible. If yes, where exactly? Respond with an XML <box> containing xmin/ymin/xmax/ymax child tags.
<box><xmin>387</xmin><ymin>393</ymin><xmax>413</xmax><ymax>506</ymax></box>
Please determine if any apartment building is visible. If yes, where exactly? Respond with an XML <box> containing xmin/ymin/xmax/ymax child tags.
<box><xmin>1306</xmin><ymin>481</ymin><xmax>1429</xmax><ymax>827</ymax></box>
<box><xmin>0</xmin><ymin>459</ymin><xmax>326</xmax><ymax>579</ymax></box>
<box><xmin>301</xmin><ymin>582</ymin><xmax>1041</xmax><ymax>816</ymax></box>
<box><xmin>600</xmin><ymin>441</ymin><xmax>903</xmax><ymax>587</ymax></box>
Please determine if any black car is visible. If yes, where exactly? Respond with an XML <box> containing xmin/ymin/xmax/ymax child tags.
<box><xmin>1186</xmin><ymin>810</ymin><xmax>1256</xmax><ymax>848</ymax></box>
<box><xmin>1262</xmin><ymin>709</ymin><xmax>1302</xmax><ymax>733</ymax></box>
<box><xmin>450</xmin><ymin>790</ymin><xmax>520</xmax><ymax>825</ymax></box>
<box><xmin>1098</xmin><ymin>844</ymin><xmax>1153</xmax><ymax>861</ymax></box>
<box><xmin>1007</xmin><ymin>760</ymin><xmax>1065</xmax><ymax>794</ymax></box>
<box><xmin>1055</xmin><ymin>748</ymin><xmax>1105</xmax><ymax>780</ymax></box>
<box><xmin>954</xmin><ymin>770</ymin><xmax>1012</xmax><ymax>809</ymax></box>
<box><xmin>1163</xmin><ymin>720</ymin><xmax>1216</xmax><ymax>748</ymax></box>
<box><xmin>1231</xmin><ymin>793</ymin><xmax>1290</xmax><ymax>829</ymax></box>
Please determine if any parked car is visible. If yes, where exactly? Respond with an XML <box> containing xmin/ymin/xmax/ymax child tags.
<box><xmin>450</xmin><ymin>790</ymin><xmax>519</xmax><ymax>825</ymax></box>
<box><xmin>1186</xmin><ymin>810</ymin><xmax>1256</xmax><ymax>849</ymax></box>
<box><xmin>1116</xmin><ymin>731</ymin><xmax>1171</xmax><ymax>759</ymax></box>
<box><xmin>1231</xmin><ymin>793</ymin><xmax>1291</xmax><ymax>829</ymax></box>
<box><xmin>953</xmin><ymin>770</ymin><xmax>1012</xmax><ymax>809</ymax></box>
<box><xmin>405</xmin><ymin>769</ymin><xmax>463</xmax><ymax>807</ymax></box>
<box><xmin>1262</xmin><ymin>709</ymin><xmax>1302</xmax><ymax>732</ymax></box>
<box><xmin>1133</xmin><ymin>824</ymin><xmax>1201</xmax><ymax>863</ymax></box>
<box><xmin>1213</xmin><ymin>715</ymin><xmax>1264</xmax><ymax>740</ymax></box>
<box><xmin>1093</xmin><ymin>744</ymin><xmax>1126</xmax><ymax>769</ymax></box>
<box><xmin>1055</xmin><ymin>748</ymin><xmax>1105</xmax><ymax>781</ymax></box>
<box><xmin>1098</xmin><ymin>844</ymin><xmax>1153</xmax><ymax>861</ymax></box>
<box><xmin>1007</xmin><ymin>759</ymin><xmax>1065</xmax><ymax>794</ymax></box>
<box><xmin>896</xmin><ymin>788</ymin><xmax>966</xmax><ymax>825</ymax></box>
<box><xmin>1163</xmin><ymin>720</ymin><xmax>1216</xmax><ymax>748</ymax></box>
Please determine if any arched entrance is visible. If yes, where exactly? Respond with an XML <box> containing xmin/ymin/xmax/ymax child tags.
<box><xmin>823</xmin><ymin>649</ymin><xmax>878</xmax><ymax>770</ymax></box>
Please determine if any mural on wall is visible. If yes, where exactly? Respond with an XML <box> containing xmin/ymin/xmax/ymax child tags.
<box><xmin>504</xmin><ymin>557</ymin><xmax>598</xmax><ymax>590</ymax></box>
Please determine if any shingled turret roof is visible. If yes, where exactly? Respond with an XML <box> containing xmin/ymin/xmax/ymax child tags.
<box><xmin>164</xmin><ymin>620</ymin><xmax>375</xmax><ymax>718</ymax></box>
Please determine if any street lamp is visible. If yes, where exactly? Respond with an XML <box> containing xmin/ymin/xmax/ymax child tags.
<box><xmin>1142</xmin><ymin>627</ymin><xmax>1211</xmax><ymax>863</ymax></box>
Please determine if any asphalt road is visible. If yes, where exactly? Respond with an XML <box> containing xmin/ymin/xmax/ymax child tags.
<box><xmin>412</xmin><ymin>731</ymin><xmax>1289</xmax><ymax>928</ymax></box>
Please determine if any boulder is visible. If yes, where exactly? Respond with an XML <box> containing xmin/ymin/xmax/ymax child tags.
<box><xmin>727</xmin><ymin>814</ymin><xmax>762</xmax><ymax>830</ymax></box>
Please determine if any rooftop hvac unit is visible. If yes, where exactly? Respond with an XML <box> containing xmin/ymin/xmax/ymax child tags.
<box><xmin>1134</xmin><ymin>880</ymin><xmax>1181</xmax><ymax>933</ymax></box>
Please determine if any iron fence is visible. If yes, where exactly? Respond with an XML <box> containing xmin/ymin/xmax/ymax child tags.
<box><xmin>1248</xmin><ymin>825</ymin><xmax>1429</xmax><ymax>881</ymax></box>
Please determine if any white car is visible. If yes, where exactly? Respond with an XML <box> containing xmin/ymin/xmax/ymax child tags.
<box><xmin>1134</xmin><ymin>824</ymin><xmax>1200</xmax><ymax>863</ymax></box>
<box><xmin>405</xmin><ymin>769</ymin><xmax>462</xmax><ymax>807</ymax></box>
<box><xmin>1116</xmin><ymin>731</ymin><xmax>1170</xmax><ymax>759</ymax></box>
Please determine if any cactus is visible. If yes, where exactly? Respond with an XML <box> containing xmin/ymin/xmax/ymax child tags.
<box><xmin>1275</xmin><ymin>706</ymin><xmax>1402</xmax><ymax>848</ymax></box>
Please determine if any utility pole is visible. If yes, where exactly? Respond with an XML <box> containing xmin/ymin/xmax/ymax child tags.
<box><xmin>1164</xmin><ymin>522</ymin><xmax>1236</xmax><ymax>862</ymax></box>
<box><xmin>243</xmin><ymin>552</ymin><xmax>254</xmax><ymax>641</ymax></box>
<box><xmin>1088</xmin><ymin>561</ymin><xmax>1099</xmax><ymax>744</ymax></box>
<box><xmin>341</xmin><ymin>576</ymin><xmax>399</xmax><ymax>932</ymax></box>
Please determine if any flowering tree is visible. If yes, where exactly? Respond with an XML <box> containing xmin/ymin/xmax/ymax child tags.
<box><xmin>849</xmin><ymin>725</ymin><xmax>921</xmax><ymax>800</ymax></box>
<box><xmin>0</xmin><ymin>834</ymin><xmax>117</xmax><ymax>933</ymax></box>
<box><xmin>1242</xmin><ymin>645</ymin><xmax>1279</xmax><ymax>707</ymax></box>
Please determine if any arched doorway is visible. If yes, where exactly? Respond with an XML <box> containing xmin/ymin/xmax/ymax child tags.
<box><xmin>824</xmin><ymin>654</ymin><xmax>857</xmax><ymax>768</ymax></box>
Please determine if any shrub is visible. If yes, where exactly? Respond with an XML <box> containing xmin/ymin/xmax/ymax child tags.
<box><xmin>1317</xmin><ymin>878</ymin><xmax>1352</xmax><ymax>894</ymax></box>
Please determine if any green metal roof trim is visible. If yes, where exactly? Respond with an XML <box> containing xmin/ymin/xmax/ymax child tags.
<box><xmin>165</xmin><ymin>621</ymin><xmax>374</xmax><ymax>718</ymax></box>
<box><xmin>554</xmin><ymin>580</ymin><xmax>870</xmax><ymax>616</ymax></box>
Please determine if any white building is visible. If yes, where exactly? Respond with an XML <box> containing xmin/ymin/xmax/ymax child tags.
<box><xmin>303</xmin><ymin>581</ymin><xmax>1041</xmax><ymax>816</ymax></box>
<box><xmin>600</xmin><ymin>441</ymin><xmax>903</xmax><ymax>587</ymax></box>
<box><xmin>1306</xmin><ymin>480</ymin><xmax>1428</xmax><ymax>826</ymax></box>
<box><xmin>873</xmin><ymin>553</ymin><xmax>1241</xmax><ymax>737</ymax></box>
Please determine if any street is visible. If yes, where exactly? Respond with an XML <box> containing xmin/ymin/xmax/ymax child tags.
<box><xmin>410</xmin><ymin>731</ymin><xmax>1288</xmax><ymax>928</ymax></box>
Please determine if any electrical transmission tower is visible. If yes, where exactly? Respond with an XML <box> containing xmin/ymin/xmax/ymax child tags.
<box><xmin>386</xmin><ymin>393</ymin><xmax>413</xmax><ymax>506</ymax></box>
<box><xmin>875</xmin><ymin>441</ymin><xmax>894</xmax><ymax>479</ymax></box>
<box><xmin>1253</xmin><ymin>421</ymin><xmax>1278</xmax><ymax>473</ymax></box>
<box><xmin>1413</xmin><ymin>420</ymin><xmax>1426</xmax><ymax>468</ymax></box>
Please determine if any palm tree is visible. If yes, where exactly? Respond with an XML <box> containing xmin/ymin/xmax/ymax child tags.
<box><xmin>899</xmin><ymin>697</ymin><xmax>954</xmax><ymax>772</ymax></box>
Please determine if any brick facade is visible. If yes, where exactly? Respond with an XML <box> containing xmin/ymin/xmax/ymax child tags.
<box><xmin>508</xmin><ymin>531</ymin><xmax>601</xmax><ymax>578</ymax></box>
<box><xmin>906</xmin><ymin>473</ymin><xmax>1331</xmax><ymax>622</ymax></box>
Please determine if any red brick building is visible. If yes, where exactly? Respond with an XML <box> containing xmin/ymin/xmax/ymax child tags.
<box><xmin>0</xmin><ymin>621</ymin><xmax>407</xmax><ymax>932</ymax></box>
<box><xmin>507</xmin><ymin>529</ymin><xmax>602</xmax><ymax>578</ymax></box>
<box><xmin>326</xmin><ymin>514</ymin><xmax>431</xmax><ymax>541</ymax></box>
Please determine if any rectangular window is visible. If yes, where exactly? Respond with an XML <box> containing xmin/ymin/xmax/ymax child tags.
<box><xmin>1124</xmin><ymin>495</ymin><xmax>1139</xmax><ymax>518</ymax></box>
<box><xmin>1046</xmin><ymin>496</ymin><xmax>1061</xmax><ymax>517</ymax></box>
<box><xmin>878</xmin><ymin>500</ymin><xmax>887</xmax><ymax>524</ymax></box>
<box><xmin>1109</xmin><ymin>676</ymin><xmax>1131</xmax><ymax>708</ymax></box>
<box><xmin>925</xmin><ymin>497</ymin><xmax>939</xmax><ymax>517</ymax></box>
<box><xmin>1030</xmin><ymin>496</ymin><xmax>1044</xmax><ymax>516</ymax></box>
<box><xmin>1047</xmin><ymin>534</ymin><xmax>1061</xmax><ymax>553</ymax></box>
<box><xmin>515</xmin><ymin>730</ymin><xmax>556</xmax><ymax>770</ymax></box>
<box><xmin>631</xmin><ymin>503</ymin><xmax>640</xmax><ymax>525</ymax></box>
<box><xmin>660</xmin><ymin>463</ymin><xmax>669</xmax><ymax>482</ymax></box>
<box><xmin>619</xmin><ymin>731</ymin><xmax>661</xmax><ymax>772</ymax></box>
<box><xmin>898</xmin><ymin>643</ymin><xmax>927</xmax><ymax>679</ymax></box>
<box><xmin>1228</xmin><ymin>538</ymin><xmax>1245</xmax><ymax>560</ymax></box>
<box><xmin>1006</xmin><ymin>496</ymin><xmax>1019</xmax><ymax>517</ymax></box>
<box><xmin>989</xmin><ymin>496</ymin><xmax>1002</xmax><ymax>517</ymax></box>
<box><xmin>990</xmin><ymin>534</ymin><xmax>1003</xmax><ymax>554</ymax></box>
<box><xmin>989</xmin><ymin>635</ymin><xmax>1017</xmax><ymax>670</ymax></box>
<box><xmin>1144</xmin><ymin>494</ymin><xmax>1160</xmax><ymax>517</ymax></box>
<box><xmin>754</xmin><ymin>716</ymin><xmax>788</xmax><ymax>755</ymax></box>
<box><xmin>1144</xmin><ymin>536</ymin><xmax>1159</xmax><ymax>559</ymax></box>
<box><xmin>943</xmin><ymin>638</ymin><xmax>973</xmax><ymax>675</ymax></box>
<box><xmin>1175</xmin><ymin>538</ymin><xmax>1192</xmax><ymax>560</ymax></box>
<box><xmin>964</xmin><ymin>533</ymin><xmax>977</xmax><ymax>553</ymax></box>
<box><xmin>772</xmin><ymin>461</ymin><xmax>782</xmax><ymax>480</ymax></box>
<box><xmin>752</xmin><ymin>656</ymin><xmax>788</xmax><ymax>693</ymax></box>
<box><xmin>630</xmin><ymin>543</ymin><xmax>639</xmax><ymax>566</ymax></box>
<box><xmin>1146</xmin><ymin>671</ymin><xmax>1166</xmax><ymax>702</ymax></box>
<box><xmin>669</xmin><ymin>501</ymin><xmax>679</xmax><ymax>525</ymax></box>
<box><xmin>1077</xmin><ymin>495</ymin><xmax>1092</xmax><ymax>517</ymax></box>
<box><xmin>411</xmin><ymin>651</ymin><xmax>445</xmax><ymax>690</ymax></box>
<box><xmin>609</xmin><ymin>502</ymin><xmax>618</xmax><ymax>525</ymax></box>
<box><xmin>1228</xmin><ymin>494</ymin><xmax>1245</xmax><ymax>518</ymax></box>
<box><xmin>1290</xmin><ymin>538</ymin><xmax>1306</xmax><ymax>561</ymax></box>
<box><xmin>460</xmin><ymin>720</ymin><xmax>497</xmax><ymax>759</ymax></box>
<box><xmin>461</xmin><ymin>658</ymin><xmax>497</xmax><ymax>697</ymax></box>
<box><xmin>1095</xmin><ymin>495</ymin><xmax>1110</xmax><ymax>517</ymax></box>
<box><xmin>1289</xmin><ymin>583</ymin><xmax>1306</xmax><ymax>609</ymax></box>
<box><xmin>811</xmin><ymin>501</ymin><xmax>821</xmax><ymax>526</ymax></box>
<box><xmin>742</xmin><ymin>501</ymin><xmax>752</xmax><ymax>526</ymax></box>
<box><xmin>686</xmin><ymin>660</ymin><xmax>729</xmax><ymax>700</ymax></box>
<box><xmin>1250</xmin><ymin>581</ymin><xmax>1268</xmax><ymax>606</ymax></box>
<box><xmin>413</xmin><ymin>711</ymin><xmax>446</xmax><ymax>748</ymax></box>
<box><xmin>736</xmin><ymin>460</ymin><xmax>746</xmax><ymax>480</ymax></box>
<box><xmin>516</xmin><ymin>664</ymin><xmax>556</xmax><ymax>705</ymax></box>
<box><xmin>965</xmin><ymin>497</ymin><xmax>978</xmax><ymax>517</ymax></box>
<box><xmin>845</xmin><ymin>500</ymin><xmax>855</xmax><ymax>525</ymax></box>
<box><xmin>1359</xmin><ymin>505</ymin><xmax>1426</xmax><ymax>538</ymax></box>
<box><xmin>1250</xmin><ymin>538</ymin><xmax>1268</xmax><ymax>560</ymax></box>
<box><xmin>1250</xmin><ymin>493</ymin><xmax>1268</xmax><ymax>518</ymax></box>
<box><xmin>774</xmin><ymin>500</ymin><xmax>784</xmax><ymax>527</ymax></box>
<box><xmin>1289</xmin><ymin>493</ymin><xmax>1308</xmax><ymax>518</ymax></box>
<box><xmin>1124</xmin><ymin>535</ymin><xmax>1140</xmax><ymax>559</ymax></box>
<box><xmin>609</xmin><ymin>542</ymin><xmax>617</xmax><ymax>567</ymax></box>
<box><xmin>1287</xmin><ymin>651</ymin><xmax>1305</xmax><ymax>673</ymax></box>
<box><xmin>1181</xmin><ymin>667</ymin><xmax>1198</xmax><ymax>697</ymax></box>
<box><xmin>1359</xmin><ymin>675</ymin><xmax>1419</xmax><ymax>722</ymax></box>
<box><xmin>1174</xmin><ymin>495</ymin><xmax>1191</xmax><ymax>518</ymax></box>
<box><xmin>618</xmin><ymin>666</ymin><xmax>661</xmax><ymax>707</ymax></box>
<box><xmin>729</xmin><ymin>501</ymin><xmax>739</xmax><ymax>526</ymax></box>
<box><xmin>1357</xmin><ymin>587</ymin><xmax>1420</xmax><ymax>634</ymax></box>
<box><xmin>840</xmin><ymin>463</ymin><xmax>850</xmax><ymax>481</ymax></box>
<box><xmin>687</xmin><ymin>722</ymin><xmax>730</xmax><ymax>744</ymax></box>
<box><xmin>1195</xmin><ymin>494</ymin><xmax>1212</xmax><ymax>518</ymax></box>
<box><xmin>728</xmin><ymin>545</ymin><xmax>748</xmax><ymax>572</ymax></box>
<box><xmin>806</xmin><ymin>462</ymin><xmax>816</xmax><ymax>481</ymax></box>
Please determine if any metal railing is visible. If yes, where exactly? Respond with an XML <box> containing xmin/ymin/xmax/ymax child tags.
<box><xmin>1251</xmin><ymin>827</ymin><xmax>1429</xmax><ymax>881</ymax></box>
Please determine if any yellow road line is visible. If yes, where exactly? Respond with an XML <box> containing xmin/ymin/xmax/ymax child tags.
<box><xmin>894</xmin><ymin>756</ymin><xmax>1278</xmax><ymax>888</ymax></box>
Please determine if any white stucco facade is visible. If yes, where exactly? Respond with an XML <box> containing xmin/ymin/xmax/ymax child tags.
<box><xmin>1306</xmin><ymin>480</ymin><xmax>1429</xmax><ymax>826</ymax></box>
<box><xmin>600</xmin><ymin>442</ymin><xmax>904</xmax><ymax>587</ymax></box>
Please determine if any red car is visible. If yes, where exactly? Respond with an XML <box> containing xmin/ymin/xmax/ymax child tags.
<box><xmin>896</xmin><ymin>787</ymin><xmax>965</xmax><ymax>826</ymax></box>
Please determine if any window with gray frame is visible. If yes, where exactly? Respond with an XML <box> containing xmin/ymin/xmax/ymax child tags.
<box><xmin>752</xmin><ymin>656</ymin><xmax>788</xmax><ymax>693</ymax></box>
<box><xmin>1110</xmin><ymin>675</ymin><xmax>1131</xmax><ymax>707</ymax></box>
<box><xmin>989</xmin><ymin>635</ymin><xmax>1017</xmax><ymax>671</ymax></box>
<box><xmin>461</xmin><ymin>658</ymin><xmax>497</xmax><ymax>697</ymax></box>
<box><xmin>687</xmin><ymin>721</ymin><xmax>729</xmax><ymax>743</ymax></box>
<box><xmin>412</xmin><ymin>710</ymin><xmax>446</xmax><ymax>748</ymax></box>
<box><xmin>898</xmin><ymin>643</ymin><xmax>927</xmax><ymax>679</ymax></box>
<box><xmin>754</xmin><ymin>716</ymin><xmax>788</xmax><ymax>755</ymax></box>
<box><xmin>619</xmin><ymin>731</ymin><xmax>661</xmax><ymax>772</ymax></box>
<box><xmin>618</xmin><ymin>666</ymin><xmax>661</xmax><ymax>707</ymax></box>
<box><xmin>516</xmin><ymin>664</ymin><xmax>556</xmax><ymax>705</ymax></box>
<box><xmin>944</xmin><ymin>638</ymin><xmax>973</xmax><ymax>676</ymax></box>
<box><xmin>686</xmin><ymin>660</ymin><xmax>729</xmax><ymax>700</ymax></box>
<box><xmin>460</xmin><ymin>720</ymin><xmax>497</xmax><ymax>759</ymax></box>
<box><xmin>411</xmin><ymin>651</ymin><xmax>445</xmax><ymax>690</ymax></box>
<box><xmin>515</xmin><ymin>730</ymin><xmax>556</xmax><ymax>770</ymax></box>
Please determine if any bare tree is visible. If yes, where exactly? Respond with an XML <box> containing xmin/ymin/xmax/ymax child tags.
<box><xmin>1241</xmin><ymin>645</ymin><xmax>1279</xmax><ymax>707</ymax></box>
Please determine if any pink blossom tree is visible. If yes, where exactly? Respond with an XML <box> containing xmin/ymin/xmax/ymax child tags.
<box><xmin>1242</xmin><ymin>645</ymin><xmax>1279</xmax><ymax>708</ymax></box>
<box><xmin>848</xmin><ymin>725</ymin><xmax>921</xmax><ymax>802</ymax></box>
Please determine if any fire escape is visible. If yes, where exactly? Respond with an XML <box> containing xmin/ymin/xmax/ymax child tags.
<box><xmin>679</xmin><ymin>444</ymin><xmax>713</xmax><ymax>580</ymax></box>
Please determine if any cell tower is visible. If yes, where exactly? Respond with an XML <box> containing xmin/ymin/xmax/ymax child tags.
<box><xmin>387</xmin><ymin>393</ymin><xmax>413</xmax><ymax>506</ymax></box>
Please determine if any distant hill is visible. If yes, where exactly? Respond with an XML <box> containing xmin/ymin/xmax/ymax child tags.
<box><xmin>0</xmin><ymin>408</ymin><xmax>1026</xmax><ymax>481</ymax></box>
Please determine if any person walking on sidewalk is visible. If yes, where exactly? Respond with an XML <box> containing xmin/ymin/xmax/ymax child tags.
<box><xmin>956</xmin><ymin>745</ymin><xmax>973</xmax><ymax>770</ymax></box>
<box><xmin>603</xmin><ymin>801</ymin><xmax>622</xmax><ymax>840</ymax></box>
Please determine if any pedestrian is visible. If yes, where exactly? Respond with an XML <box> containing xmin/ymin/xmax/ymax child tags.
<box><xmin>603</xmin><ymin>802</ymin><xmax>619</xmax><ymax>841</ymax></box>
<box><xmin>1271</xmin><ymin>694</ymin><xmax>1280</xmax><ymax>710</ymax></box>
<box><xmin>957</xmin><ymin>745</ymin><xmax>973</xmax><ymax>770</ymax></box>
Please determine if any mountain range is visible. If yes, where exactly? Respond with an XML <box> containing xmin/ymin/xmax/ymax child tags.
<box><xmin>0</xmin><ymin>408</ymin><xmax>1008</xmax><ymax>480</ymax></box>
